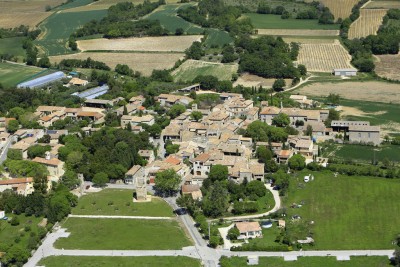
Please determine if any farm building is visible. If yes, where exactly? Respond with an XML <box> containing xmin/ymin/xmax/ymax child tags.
<box><xmin>17</xmin><ymin>71</ymin><xmax>65</xmax><ymax>89</ymax></box>
<box><xmin>72</xmin><ymin>85</ymin><xmax>109</xmax><ymax>99</ymax></box>
<box><xmin>333</xmin><ymin>68</ymin><xmax>357</xmax><ymax>76</ymax></box>
<box><xmin>348</xmin><ymin>125</ymin><xmax>381</xmax><ymax>146</ymax></box>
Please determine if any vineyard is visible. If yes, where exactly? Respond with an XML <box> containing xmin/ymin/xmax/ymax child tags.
<box><xmin>305</xmin><ymin>0</ymin><xmax>359</xmax><ymax>20</ymax></box>
<box><xmin>365</xmin><ymin>1</ymin><xmax>400</xmax><ymax>9</ymax></box>
<box><xmin>296</xmin><ymin>42</ymin><xmax>353</xmax><ymax>72</ymax></box>
<box><xmin>348</xmin><ymin>9</ymin><xmax>388</xmax><ymax>39</ymax></box>
<box><xmin>256</xmin><ymin>29</ymin><xmax>339</xmax><ymax>36</ymax></box>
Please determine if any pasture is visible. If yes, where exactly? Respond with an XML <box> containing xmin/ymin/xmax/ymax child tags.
<box><xmin>39</xmin><ymin>256</ymin><xmax>201</xmax><ymax>267</ymax></box>
<box><xmin>172</xmin><ymin>60</ymin><xmax>238</xmax><ymax>82</ymax></box>
<box><xmin>304</xmin><ymin>0</ymin><xmax>359</xmax><ymax>20</ymax></box>
<box><xmin>348</xmin><ymin>9</ymin><xmax>388</xmax><ymax>39</ymax></box>
<box><xmin>245</xmin><ymin>14</ymin><xmax>340</xmax><ymax>30</ymax></box>
<box><xmin>256</xmin><ymin>29</ymin><xmax>339</xmax><ymax>36</ymax></box>
<box><xmin>296</xmin><ymin>42</ymin><xmax>353</xmax><ymax>72</ymax></box>
<box><xmin>374</xmin><ymin>53</ymin><xmax>400</xmax><ymax>81</ymax></box>
<box><xmin>220</xmin><ymin>256</ymin><xmax>392</xmax><ymax>267</ymax></box>
<box><xmin>72</xmin><ymin>189</ymin><xmax>174</xmax><ymax>217</ymax></box>
<box><xmin>77</xmin><ymin>35</ymin><xmax>202</xmax><ymax>52</ymax></box>
<box><xmin>0</xmin><ymin>62</ymin><xmax>50</xmax><ymax>88</ymax></box>
<box><xmin>0</xmin><ymin>37</ymin><xmax>26</xmax><ymax>62</ymax></box>
<box><xmin>35</xmin><ymin>9</ymin><xmax>108</xmax><ymax>56</ymax></box>
<box><xmin>365</xmin><ymin>0</ymin><xmax>400</xmax><ymax>9</ymax></box>
<box><xmin>49</xmin><ymin>52</ymin><xmax>184</xmax><ymax>76</ymax></box>
<box><xmin>54</xmin><ymin>217</ymin><xmax>192</xmax><ymax>250</ymax></box>
<box><xmin>332</xmin><ymin>144</ymin><xmax>400</xmax><ymax>163</ymax></box>
<box><xmin>284</xmin><ymin>171</ymin><xmax>400</xmax><ymax>249</ymax></box>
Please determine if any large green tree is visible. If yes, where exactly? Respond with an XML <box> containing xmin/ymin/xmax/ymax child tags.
<box><xmin>155</xmin><ymin>169</ymin><xmax>181</xmax><ymax>196</ymax></box>
<box><xmin>288</xmin><ymin>154</ymin><xmax>306</xmax><ymax>170</ymax></box>
<box><xmin>202</xmin><ymin>181</ymin><xmax>229</xmax><ymax>217</ymax></box>
<box><xmin>272</xmin><ymin>113</ymin><xmax>290</xmax><ymax>127</ymax></box>
<box><xmin>209</xmin><ymin>164</ymin><xmax>228</xmax><ymax>182</ymax></box>
<box><xmin>92</xmin><ymin>172</ymin><xmax>109</xmax><ymax>187</ymax></box>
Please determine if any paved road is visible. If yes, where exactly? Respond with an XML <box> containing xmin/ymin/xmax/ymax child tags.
<box><xmin>69</xmin><ymin>214</ymin><xmax>173</xmax><ymax>220</ymax></box>
<box><xmin>0</xmin><ymin>137</ymin><xmax>13</xmax><ymax>164</ymax></box>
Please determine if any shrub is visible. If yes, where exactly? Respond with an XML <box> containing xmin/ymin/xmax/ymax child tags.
<box><xmin>10</xmin><ymin>216</ymin><xmax>20</xmax><ymax>226</ymax></box>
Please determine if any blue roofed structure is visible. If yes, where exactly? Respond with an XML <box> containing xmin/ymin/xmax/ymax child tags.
<box><xmin>17</xmin><ymin>71</ymin><xmax>65</xmax><ymax>89</ymax></box>
<box><xmin>72</xmin><ymin>84</ymin><xmax>109</xmax><ymax>99</ymax></box>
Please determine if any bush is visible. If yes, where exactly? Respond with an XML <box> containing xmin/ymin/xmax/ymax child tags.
<box><xmin>24</xmin><ymin>225</ymin><xmax>31</xmax><ymax>232</ymax></box>
<box><xmin>10</xmin><ymin>216</ymin><xmax>20</xmax><ymax>226</ymax></box>
<box><xmin>227</xmin><ymin>227</ymin><xmax>240</xmax><ymax>240</ymax></box>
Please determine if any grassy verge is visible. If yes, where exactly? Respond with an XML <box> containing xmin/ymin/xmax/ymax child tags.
<box><xmin>0</xmin><ymin>62</ymin><xmax>52</xmax><ymax>88</ymax></box>
<box><xmin>54</xmin><ymin>217</ymin><xmax>192</xmax><ymax>249</ymax></box>
<box><xmin>72</xmin><ymin>189</ymin><xmax>174</xmax><ymax>217</ymax></box>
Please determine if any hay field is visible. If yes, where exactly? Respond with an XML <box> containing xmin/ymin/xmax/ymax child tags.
<box><xmin>365</xmin><ymin>1</ymin><xmax>400</xmax><ymax>9</ymax></box>
<box><xmin>348</xmin><ymin>9</ymin><xmax>388</xmax><ymax>39</ymax></box>
<box><xmin>77</xmin><ymin>36</ymin><xmax>202</xmax><ymax>52</ymax></box>
<box><xmin>296</xmin><ymin>42</ymin><xmax>353</xmax><ymax>72</ymax></box>
<box><xmin>0</xmin><ymin>0</ymin><xmax>65</xmax><ymax>28</ymax></box>
<box><xmin>305</xmin><ymin>0</ymin><xmax>359</xmax><ymax>20</ymax></box>
<box><xmin>49</xmin><ymin>52</ymin><xmax>184</xmax><ymax>76</ymax></box>
<box><xmin>172</xmin><ymin>60</ymin><xmax>238</xmax><ymax>82</ymax></box>
<box><xmin>297</xmin><ymin>81</ymin><xmax>400</xmax><ymax>104</ymax></box>
<box><xmin>233</xmin><ymin>73</ymin><xmax>292</xmax><ymax>88</ymax></box>
<box><xmin>282</xmin><ymin>37</ymin><xmax>337</xmax><ymax>44</ymax></box>
<box><xmin>256</xmin><ymin>29</ymin><xmax>339</xmax><ymax>36</ymax></box>
<box><xmin>374</xmin><ymin>54</ymin><xmax>400</xmax><ymax>81</ymax></box>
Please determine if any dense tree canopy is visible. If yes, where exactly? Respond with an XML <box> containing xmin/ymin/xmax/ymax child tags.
<box><xmin>154</xmin><ymin>169</ymin><xmax>181</xmax><ymax>196</ymax></box>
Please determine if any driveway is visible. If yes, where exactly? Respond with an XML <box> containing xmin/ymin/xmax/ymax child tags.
<box><xmin>218</xmin><ymin>223</ymin><xmax>243</xmax><ymax>250</ymax></box>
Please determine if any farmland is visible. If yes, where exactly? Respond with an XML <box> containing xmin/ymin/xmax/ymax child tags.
<box><xmin>284</xmin><ymin>171</ymin><xmax>400</xmax><ymax>249</ymax></box>
<box><xmin>374</xmin><ymin>53</ymin><xmax>400</xmax><ymax>81</ymax></box>
<box><xmin>77</xmin><ymin>36</ymin><xmax>202</xmax><ymax>52</ymax></box>
<box><xmin>304</xmin><ymin>0</ymin><xmax>359</xmax><ymax>20</ymax></box>
<box><xmin>234</xmin><ymin>73</ymin><xmax>292</xmax><ymax>88</ymax></box>
<box><xmin>172</xmin><ymin>60</ymin><xmax>238</xmax><ymax>82</ymax></box>
<box><xmin>256</xmin><ymin>29</ymin><xmax>339</xmax><ymax>36</ymax></box>
<box><xmin>63</xmin><ymin>0</ymin><xmax>177</xmax><ymax>12</ymax></box>
<box><xmin>0</xmin><ymin>62</ymin><xmax>51</xmax><ymax>88</ymax></box>
<box><xmin>331</xmin><ymin>143</ymin><xmax>400</xmax><ymax>163</ymax></box>
<box><xmin>35</xmin><ymin>9</ymin><xmax>108</xmax><ymax>56</ymax></box>
<box><xmin>296</xmin><ymin>42</ymin><xmax>353</xmax><ymax>72</ymax></box>
<box><xmin>348</xmin><ymin>9</ymin><xmax>388</xmax><ymax>39</ymax></box>
<box><xmin>49</xmin><ymin>52</ymin><xmax>184</xmax><ymax>76</ymax></box>
<box><xmin>39</xmin><ymin>256</ymin><xmax>201</xmax><ymax>267</ymax></box>
<box><xmin>54</xmin><ymin>217</ymin><xmax>192</xmax><ymax>250</ymax></box>
<box><xmin>365</xmin><ymin>0</ymin><xmax>400</xmax><ymax>9</ymax></box>
<box><xmin>0</xmin><ymin>37</ymin><xmax>26</xmax><ymax>62</ymax></box>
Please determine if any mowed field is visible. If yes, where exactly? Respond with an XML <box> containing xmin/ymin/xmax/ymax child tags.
<box><xmin>365</xmin><ymin>0</ymin><xmax>400</xmax><ymax>9</ymax></box>
<box><xmin>0</xmin><ymin>62</ymin><xmax>50</xmax><ymax>88</ymax></box>
<box><xmin>0</xmin><ymin>37</ymin><xmax>26</xmax><ymax>62</ymax></box>
<box><xmin>49</xmin><ymin>52</ymin><xmax>184</xmax><ymax>76</ymax></box>
<box><xmin>77</xmin><ymin>36</ymin><xmax>202</xmax><ymax>52</ymax></box>
<box><xmin>296</xmin><ymin>81</ymin><xmax>400</xmax><ymax>104</ymax></box>
<box><xmin>296</xmin><ymin>42</ymin><xmax>353</xmax><ymax>72</ymax></box>
<box><xmin>256</xmin><ymin>29</ymin><xmax>339</xmax><ymax>36</ymax></box>
<box><xmin>374</xmin><ymin>53</ymin><xmax>400</xmax><ymax>81</ymax></box>
<box><xmin>305</xmin><ymin>0</ymin><xmax>359</xmax><ymax>20</ymax></box>
<box><xmin>0</xmin><ymin>0</ymin><xmax>65</xmax><ymax>28</ymax></box>
<box><xmin>348</xmin><ymin>9</ymin><xmax>388</xmax><ymax>39</ymax></box>
<box><xmin>172</xmin><ymin>60</ymin><xmax>238</xmax><ymax>82</ymax></box>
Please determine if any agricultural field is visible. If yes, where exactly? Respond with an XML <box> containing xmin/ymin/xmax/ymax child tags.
<box><xmin>220</xmin><ymin>256</ymin><xmax>392</xmax><ymax>267</ymax></box>
<box><xmin>35</xmin><ymin>9</ymin><xmax>108</xmax><ymax>56</ymax></box>
<box><xmin>72</xmin><ymin>189</ymin><xmax>174</xmax><ymax>217</ymax></box>
<box><xmin>233</xmin><ymin>73</ymin><xmax>292</xmax><ymax>88</ymax></box>
<box><xmin>304</xmin><ymin>0</ymin><xmax>359</xmax><ymax>20</ymax></box>
<box><xmin>63</xmin><ymin>0</ymin><xmax>177</xmax><ymax>12</ymax></box>
<box><xmin>330</xmin><ymin>143</ymin><xmax>400</xmax><ymax>163</ymax></box>
<box><xmin>77</xmin><ymin>35</ymin><xmax>202</xmax><ymax>52</ymax></box>
<box><xmin>172</xmin><ymin>60</ymin><xmax>238</xmax><ymax>82</ymax></box>
<box><xmin>0</xmin><ymin>61</ymin><xmax>51</xmax><ymax>88</ymax></box>
<box><xmin>284</xmin><ymin>171</ymin><xmax>400</xmax><ymax>249</ymax></box>
<box><xmin>374</xmin><ymin>53</ymin><xmax>400</xmax><ymax>81</ymax></box>
<box><xmin>39</xmin><ymin>256</ymin><xmax>201</xmax><ymax>267</ymax></box>
<box><xmin>245</xmin><ymin>14</ymin><xmax>340</xmax><ymax>30</ymax></box>
<box><xmin>256</xmin><ymin>29</ymin><xmax>339</xmax><ymax>36</ymax></box>
<box><xmin>0</xmin><ymin>0</ymin><xmax>65</xmax><ymax>28</ymax></box>
<box><xmin>54</xmin><ymin>217</ymin><xmax>192</xmax><ymax>250</ymax></box>
<box><xmin>282</xmin><ymin>37</ymin><xmax>338</xmax><ymax>44</ymax></box>
<box><xmin>0</xmin><ymin>37</ymin><xmax>26</xmax><ymax>62</ymax></box>
<box><xmin>224</xmin><ymin>0</ymin><xmax>319</xmax><ymax>14</ymax></box>
<box><xmin>49</xmin><ymin>52</ymin><xmax>184</xmax><ymax>76</ymax></box>
<box><xmin>348</xmin><ymin>9</ymin><xmax>388</xmax><ymax>39</ymax></box>
<box><xmin>296</xmin><ymin>42</ymin><xmax>353</xmax><ymax>72</ymax></box>
<box><xmin>365</xmin><ymin>0</ymin><xmax>400</xmax><ymax>9</ymax></box>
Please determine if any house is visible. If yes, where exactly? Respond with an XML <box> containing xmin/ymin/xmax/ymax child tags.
<box><xmin>235</xmin><ymin>222</ymin><xmax>263</xmax><ymax>240</ymax></box>
<box><xmin>0</xmin><ymin>178</ymin><xmax>35</xmax><ymax>195</ymax></box>
<box><xmin>177</xmin><ymin>83</ymin><xmax>201</xmax><ymax>93</ymax></box>
<box><xmin>138</xmin><ymin>150</ymin><xmax>155</xmax><ymax>163</ymax></box>
<box><xmin>115</xmin><ymin>104</ymin><xmax>138</xmax><ymax>116</ymax></box>
<box><xmin>32</xmin><ymin>156</ymin><xmax>65</xmax><ymax>180</ymax></box>
<box><xmin>331</xmin><ymin>120</ymin><xmax>370</xmax><ymax>132</ymax></box>
<box><xmin>129</xmin><ymin>95</ymin><xmax>145</xmax><ymax>105</ymax></box>
<box><xmin>125</xmin><ymin>165</ymin><xmax>145</xmax><ymax>184</ymax></box>
<box><xmin>192</xmin><ymin>153</ymin><xmax>211</xmax><ymax>177</ymax></box>
<box><xmin>276</xmin><ymin>149</ymin><xmax>293</xmax><ymax>164</ymax></box>
<box><xmin>348</xmin><ymin>125</ymin><xmax>380</xmax><ymax>145</ymax></box>
<box><xmin>259</xmin><ymin>106</ymin><xmax>280</xmax><ymax>125</ymax></box>
<box><xmin>121</xmin><ymin>115</ymin><xmax>154</xmax><ymax>128</ymax></box>
<box><xmin>10</xmin><ymin>140</ymin><xmax>31</xmax><ymax>159</ymax></box>
<box><xmin>333</xmin><ymin>68</ymin><xmax>357</xmax><ymax>76</ymax></box>
<box><xmin>181</xmin><ymin>184</ymin><xmax>203</xmax><ymax>200</ymax></box>
<box><xmin>84</xmin><ymin>99</ymin><xmax>113</xmax><ymax>109</ymax></box>
<box><xmin>289</xmin><ymin>95</ymin><xmax>313</xmax><ymax>108</ymax></box>
<box><xmin>68</xmin><ymin>77</ymin><xmax>88</xmax><ymax>86</ymax></box>
<box><xmin>156</xmin><ymin>94</ymin><xmax>193</xmax><ymax>107</ymax></box>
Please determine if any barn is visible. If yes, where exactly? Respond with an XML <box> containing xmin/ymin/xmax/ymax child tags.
<box><xmin>333</xmin><ymin>68</ymin><xmax>358</xmax><ymax>76</ymax></box>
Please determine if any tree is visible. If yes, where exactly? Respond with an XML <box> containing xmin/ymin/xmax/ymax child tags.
<box><xmin>27</xmin><ymin>145</ymin><xmax>51</xmax><ymax>159</ymax></box>
<box><xmin>265</xmin><ymin>159</ymin><xmax>278</xmax><ymax>173</ymax></box>
<box><xmin>175</xmin><ymin>27</ymin><xmax>184</xmax><ymax>35</ymax></box>
<box><xmin>272</xmin><ymin>113</ymin><xmax>290</xmax><ymax>127</ymax></box>
<box><xmin>209</xmin><ymin>164</ymin><xmax>228</xmax><ymax>182</ymax></box>
<box><xmin>37</xmin><ymin>56</ymin><xmax>51</xmax><ymax>68</ymax></box>
<box><xmin>7</xmin><ymin>120</ymin><xmax>19</xmax><ymax>133</ymax></box>
<box><xmin>326</xmin><ymin>93</ymin><xmax>340</xmax><ymax>106</ymax></box>
<box><xmin>392</xmin><ymin>248</ymin><xmax>400</xmax><ymax>267</ymax></box>
<box><xmin>246</xmin><ymin>180</ymin><xmax>267</xmax><ymax>197</ymax></box>
<box><xmin>185</xmin><ymin>41</ymin><xmax>204</xmax><ymax>60</ymax></box>
<box><xmin>2</xmin><ymin>245</ymin><xmax>30</xmax><ymax>266</ymax></box>
<box><xmin>298</xmin><ymin>64</ymin><xmax>307</xmax><ymax>76</ymax></box>
<box><xmin>61</xmin><ymin>170</ymin><xmax>81</xmax><ymax>190</ymax></box>
<box><xmin>325</xmin><ymin>108</ymin><xmax>340</xmax><ymax>127</ymax></box>
<box><xmin>166</xmin><ymin>142</ymin><xmax>180</xmax><ymax>155</ymax></box>
<box><xmin>190</xmin><ymin>111</ymin><xmax>203</xmax><ymax>121</ymax></box>
<box><xmin>202</xmin><ymin>181</ymin><xmax>229</xmax><ymax>217</ymax></box>
<box><xmin>155</xmin><ymin>169</ymin><xmax>181</xmax><ymax>196</ymax></box>
<box><xmin>273</xmin><ymin>169</ymin><xmax>290</xmax><ymax>195</ymax></box>
<box><xmin>167</xmin><ymin>104</ymin><xmax>186</xmax><ymax>119</ymax></box>
<box><xmin>92</xmin><ymin>172</ymin><xmax>109</xmax><ymax>187</ymax></box>
<box><xmin>256</xmin><ymin>146</ymin><xmax>273</xmax><ymax>163</ymax></box>
<box><xmin>227</xmin><ymin>227</ymin><xmax>240</xmax><ymax>240</ymax></box>
<box><xmin>288</xmin><ymin>154</ymin><xmax>306</xmax><ymax>170</ymax></box>
<box><xmin>7</xmin><ymin>149</ymin><xmax>23</xmax><ymax>160</ymax></box>
<box><xmin>272</xmin><ymin>79</ymin><xmax>286</xmax><ymax>91</ymax></box>
<box><xmin>305</xmin><ymin>125</ymin><xmax>313</xmax><ymax>137</ymax></box>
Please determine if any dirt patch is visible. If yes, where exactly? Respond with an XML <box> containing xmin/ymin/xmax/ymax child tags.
<box><xmin>338</xmin><ymin>106</ymin><xmax>387</xmax><ymax>117</ymax></box>
<box><xmin>374</xmin><ymin>54</ymin><xmax>400</xmax><ymax>81</ymax></box>
<box><xmin>297</xmin><ymin>81</ymin><xmax>400</xmax><ymax>104</ymax></box>
<box><xmin>234</xmin><ymin>73</ymin><xmax>292</xmax><ymax>88</ymax></box>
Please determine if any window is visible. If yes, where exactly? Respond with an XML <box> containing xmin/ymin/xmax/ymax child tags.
<box><xmin>358</xmin><ymin>133</ymin><xmax>361</xmax><ymax>138</ymax></box>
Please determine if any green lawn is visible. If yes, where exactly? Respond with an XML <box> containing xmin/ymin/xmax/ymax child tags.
<box><xmin>55</xmin><ymin>217</ymin><xmax>192</xmax><ymax>249</ymax></box>
<box><xmin>39</xmin><ymin>256</ymin><xmax>201</xmax><ymax>267</ymax></box>
<box><xmin>245</xmin><ymin>13</ymin><xmax>340</xmax><ymax>30</ymax></box>
<box><xmin>283</xmin><ymin>170</ymin><xmax>400</xmax><ymax>250</ymax></box>
<box><xmin>72</xmin><ymin>189</ymin><xmax>174</xmax><ymax>217</ymax></box>
<box><xmin>0</xmin><ymin>37</ymin><xmax>26</xmax><ymax>62</ymax></box>
<box><xmin>0</xmin><ymin>61</ymin><xmax>52</xmax><ymax>88</ymax></box>
<box><xmin>35</xmin><ymin>9</ymin><xmax>107</xmax><ymax>56</ymax></box>
<box><xmin>220</xmin><ymin>256</ymin><xmax>392</xmax><ymax>267</ymax></box>
<box><xmin>333</xmin><ymin>144</ymin><xmax>400</xmax><ymax>163</ymax></box>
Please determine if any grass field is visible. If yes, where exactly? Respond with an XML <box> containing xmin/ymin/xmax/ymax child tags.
<box><xmin>0</xmin><ymin>62</ymin><xmax>51</xmax><ymax>88</ymax></box>
<box><xmin>172</xmin><ymin>60</ymin><xmax>238</xmax><ymax>82</ymax></box>
<box><xmin>220</xmin><ymin>256</ymin><xmax>392</xmax><ymax>267</ymax></box>
<box><xmin>55</xmin><ymin>217</ymin><xmax>192</xmax><ymax>250</ymax></box>
<box><xmin>39</xmin><ymin>256</ymin><xmax>201</xmax><ymax>267</ymax></box>
<box><xmin>72</xmin><ymin>189</ymin><xmax>174</xmax><ymax>217</ymax></box>
<box><xmin>233</xmin><ymin>73</ymin><xmax>292</xmax><ymax>88</ymax></box>
<box><xmin>245</xmin><ymin>14</ymin><xmax>340</xmax><ymax>30</ymax></box>
<box><xmin>332</xmin><ymin>144</ymin><xmax>400</xmax><ymax>163</ymax></box>
<box><xmin>348</xmin><ymin>9</ymin><xmax>388</xmax><ymax>39</ymax></box>
<box><xmin>146</xmin><ymin>4</ymin><xmax>232</xmax><ymax>47</ymax></box>
<box><xmin>35</xmin><ymin>9</ymin><xmax>107</xmax><ymax>56</ymax></box>
<box><xmin>375</xmin><ymin>53</ymin><xmax>400</xmax><ymax>81</ymax></box>
<box><xmin>283</xmin><ymin>170</ymin><xmax>400</xmax><ymax>249</ymax></box>
<box><xmin>49</xmin><ymin>52</ymin><xmax>184</xmax><ymax>76</ymax></box>
<box><xmin>0</xmin><ymin>37</ymin><xmax>26</xmax><ymax>62</ymax></box>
